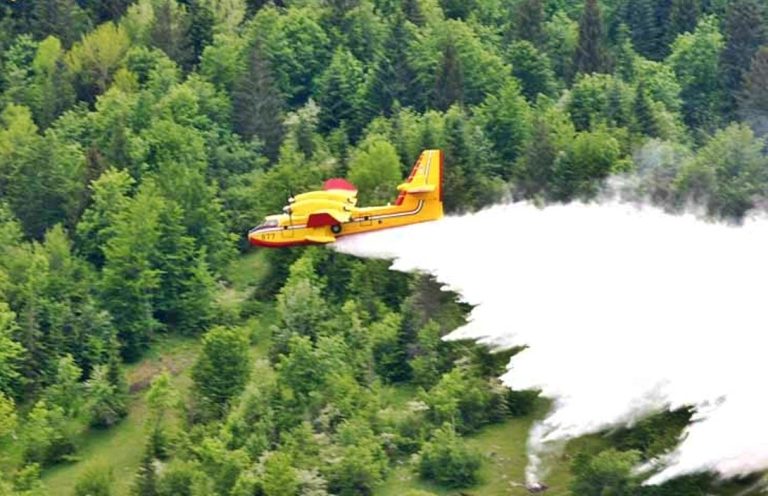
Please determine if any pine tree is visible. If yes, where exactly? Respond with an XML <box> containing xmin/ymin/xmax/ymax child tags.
<box><xmin>402</xmin><ymin>0</ymin><xmax>425</xmax><ymax>26</ymax></box>
<box><xmin>100</xmin><ymin>184</ymin><xmax>164</xmax><ymax>361</ymax></box>
<box><xmin>0</xmin><ymin>303</ymin><xmax>23</xmax><ymax>399</ymax></box>
<box><xmin>574</xmin><ymin>0</ymin><xmax>608</xmax><ymax>74</ymax></box>
<box><xmin>739</xmin><ymin>47</ymin><xmax>768</xmax><ymax>134</ymax></box>
<box><xmin>365</xmin><ymin>14</ymin><xmax>420</xmax><ymax>116</ymax></box>
<box><xmin>192</xmin><ymin>326</ymin><xmax>252</xmax><ymax>418</ymax></box>
<box><xmin>316</xmin><ymin>49</ymin><xmax>365</xmax><ymax>135</ymax></box>
<box><xmin>132</xmin><ymin>448</ymin><xmax>158</xmax><ymax>496</ymax></box>
<box><xmin>232</xmin><ymin>38</ymin><xmax>285</xmax><ymax>161</ymax></box>
<box><xmin>187</xmin><ymin>0</ymin><xmax>214</xmax><ymax>64</ymax></box>
<box><xmin>669</xmin><ymin>0</ymin><xmax>700</xmax><ymax>37</ymax></box>
<box><xmin>632</xmin><ymin>79</ymin><xmax>660</xmax><ymax>137</ymax></box>
<box><xmin>513</xmin><ymin>0</ymin><xmax>545</xmax><ymax>45</ymax></box>
<box><xmin>721</xmin><ymin>0</ymin><xmax>766</xmax><ymax>115</ymax></box>
<box><xmin>30</xmin><ymin>0</ymin><xmax>89</xmax><ymax>47</ymax></box>
<box><xmin>84</xmin><ymin>0</ymin><xmax>132</xmax><ymax>23</ymax></box>
<box><xmin>150</xmin><ymin>0</ymin><xmax>193</xmax><ymax>69</ymax></box>
<box><xmin>152</xmin><ymin>201</ymin><xmax>215</xmax><ymax>334</ymax></box>
<box><xmin>434</xmin><ymin>37</ymin><xmax>464</xmax><ymax>110</ymax></box>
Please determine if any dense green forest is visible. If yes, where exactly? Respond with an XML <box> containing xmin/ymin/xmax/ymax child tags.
<box><xmin>0</xmin><ymin>0</ymin><xmax>767</xmax><ymax>494</ymax></box>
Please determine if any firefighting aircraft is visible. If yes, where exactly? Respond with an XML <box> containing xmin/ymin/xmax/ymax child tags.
<box><xmin>248</xmin><ymin>149</ymin><xmax>444</xmax><ymax>248</ymax></box>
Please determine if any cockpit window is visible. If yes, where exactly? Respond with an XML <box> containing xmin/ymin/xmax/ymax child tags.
<box><xmin>259</xmin><ymin>219</ymin><xmax>279</xmax><ymax>229</ymax></box>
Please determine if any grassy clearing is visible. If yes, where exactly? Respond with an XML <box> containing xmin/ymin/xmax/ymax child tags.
<box><xmin>376</xmin><ymin>398</ymin><xmax>586</xmax><ymax>496</ymax></box>
<box><xmin>41</xmin><ymin>337</ymin><xmax>200</xmax><ymax>496</ymax></box>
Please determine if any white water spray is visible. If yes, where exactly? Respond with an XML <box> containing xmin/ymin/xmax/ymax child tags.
<box><xmin>334</xmin><ymin>202</ymin><xmax>768</xmax><ymax>485</ymax></box>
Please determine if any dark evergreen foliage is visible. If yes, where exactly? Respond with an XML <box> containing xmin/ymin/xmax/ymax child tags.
<box><xmin>232</xmin><ymin>38</ymin><xmax>285</xmax><ymax>161</ymax></box>
<box><xmin>0</xmin><ymin>1</ymin><xmax>766</xmax><ymax>494</ymax></box>
<box><xmin>721</xmin><ymin>0</ymin><xmax>767</xmax><ymax>115</ymax></box>
<box><xmin>575</xmin><ymin>0</ymin><xmax>609</xmax><ymax>74</ymax></box>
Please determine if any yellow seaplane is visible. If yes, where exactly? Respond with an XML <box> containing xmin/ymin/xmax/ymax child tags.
<box><xmin>248</xmin><ymin>149</ymin><xmax>444</xmax><ymax>248</ymax></box>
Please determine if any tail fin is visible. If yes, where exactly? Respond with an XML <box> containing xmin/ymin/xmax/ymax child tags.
<box><xmin>395</xmin><ymin>149</ymin><xmax>443</xmax><ymax>205</ymax></box>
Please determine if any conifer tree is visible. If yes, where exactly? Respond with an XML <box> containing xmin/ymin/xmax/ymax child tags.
<box><xmin>192</xmin><ymin>326</ymin><xmax>252</xmax><ymax>417</ymax></box>
<box><xmin>739</xmin><ymin>47</ymin><xmax>768</xmax><ymax>134</ymax></box>
<box><xmin>434</xmin><ymin>37</ymin><xmax>464</xmax><ymax>110</ymax></box>
<box><xmin>574</xmin><ymin>0</ymin><xmax>608</xmax><ymax>74</ymax></box>
<box><xmin>316</xmin><ymin>49</ymin><xmax>365</xmax><ymax>134</ymax></box>
<box><xmin>232</xmin><ymin>38</ymin><xmax>285</xmax><ymax>161</ymax></box>
<box><xmin>365</xmin><ymin>14</ymin><xmax>420</xmax><ymax>115</ymax></box>
<box><xmin>513</xmin><ymin>0</ymin><xmax>545</xmax><ymax>45</ymax></box>
<box><xmin>100</xmin><ymin>183</ymin><xmax>164</xmax><ymax>361</ymax></box>
<box><xmin>669</xmin><ymin>0</ymin><xmax>700</xmax><ymax>37</ymax></box>
<box><xmin>0</xmin><ymin>303</ymin><xmax>23</xmax><ymax>398</ymax></box>
<box><xmin>402</xmin><ymin>0</ymin><xmax>425</xmax><ymax>26</ymax></box>
<box><xmin>150</xmin><ymin>0</ymin><xmax>193</xmax><ymax>69</ymax></box>
<box><xmin>633</xmin><ymin>79</ymin><xmax>660</xmax><ymax>137</ymax></box>
<box><xmin>187</xmin><ymin>0</ymin><xmax>214</xmax><ymax>64</ymax></box>
<box><xmin>721</xmin><ymin>0</ymin><xmax>766</xmax><ymax>114</ymax></box>
<box><xmin>30</xmin><ymin>0</ymin><xmax>89</xmax><ymax>47</ymax></box>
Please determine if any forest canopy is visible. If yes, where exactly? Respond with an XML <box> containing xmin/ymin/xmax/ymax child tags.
<box><xmin>0</xmin><ymin>0</ymin><xmax>766</xmax><ymax>495</ymax></box>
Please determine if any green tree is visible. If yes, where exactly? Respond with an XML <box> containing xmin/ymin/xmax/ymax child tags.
<box><xmin>153</xmin><ymin>202</ymin><xmax>216</xmax><ymax>335</ymax></box>
<box><xmin>21</xmin><ymin>400</ymin><xmax>76</xmax><ymax>466</ymax></box>
<box><xmin>418</xmin><ymin>424</ymin><xmax>481</xmax><ymax>488</ymax></box>
<box><xmin>149</xmin><ymin>0</ymin><xmax>192</xmax><ymax>68</ymax></box>
<box><xmin>476</xmin><ymin>79</ymin><xmax>532</xmax><ymax>172</ymax></box>
<box><xmin>273</xmin><ymin>255</ymin><xmax>328</xmax><ymax>355</ymax></box>
<box><xmin>74</xmin><ymin>465</ymin><xmax>114</xmax><ymax>496</ymax></box>
<box><xmin>0</xmin><ymin>104</ymin><xmax>86</xmax><ymax>239</ymax></box>
<box><xmin>192</xmin><ymin>326</ymin><xmax>252</xmax><ymax>417</ymax></box>
<box><xmin>28</xmin><ymin>36</ymin><xmax>76</xmax><ymax>129</ymax></box>
<box><xmin>232</xmin><ymin>38</ymin><xmax>285</xmax><ymax>161</ymax></box>
<box><xmin>315</xmin><ymin>49</ymin><xmax>365</xmax><ymax>134</ymax></box>
<box><xmin>669</xmin><ymin>0</ymin><xmax>700</xmax><ymax>38</ymax></box>
<box><xmin>0</xmin><ymin>391</ymin><xmax>16</xmax><ymax>444</ymax></box>
<box><xmin>348</xmin><ymin>136</ymin><xmax>402</xmax><ymax>205</ymax></box>
<box><xmin>86</xmin><ymin>364</ymin><xmax>127</xmax><ymax>428</ymax></box>
<box><xmin>515</xmin><ymin>102</ymin><xmax>575</xmax><ymax>198</ymax></box>
<box><xmin>551</xmin><ymin>128</ymin><xmax>622</xmax><ymax>200</ymax></box>
<box><xmin>720</xmin><ymin>0</ymin><xmax>766</xmax><ymax>115</ymax></box>
<box><xmin>632</xmin><ymin>79</ymin><xmax>661</xmax><ymax>137</ymax></box>
<box><xmin>567</xmin><ymin>73</ymin><xmax>632</xmax><ymax>131</ymax></box>
<box><xmin>674</xmin><ymin>124</ymin><xmax>768</xmax><ymax>218</ymax></box>
<box><xmin>0</xmin><ymin>303</ymin><xmax>23</xmax><ymax>398</ymax></box>
<box><xmin>740</xmin><ymin>46</ymin><xmax>768</xmax><ymax>134</ymax></box>
<box><xmin>146</xmin><ymin>371</ymin><xmax>178</xmax><ymax>457</ymax></box>
<box><xmin>30</xmin><ymin>0</ymin><xmax>90</xmax><ymax>47</ymax></box>
<box><xmin>43</xmin><ymin>354</ymin><xmax>83</xmax><ymax>417</ymax></box>
<box><xmin>326</xmin><ymin>420</ymin><xmax>389</xmax><ymax>496</ymax></box>
<box><xmin>402</xmin><ymin>0</ymin><xmax>425</xmax><ymax>26</ymax></box>
<box><xmin>66</xmin><ymin>22</ymin><xmax>130</xmax><ymax>99</ymax></box>
<box><xmin>544</xmin><ymin>10</ymin><xmax>578</xmax><ymax>82</ymax></box>
<box><xmin>100</xmin><ymin>182</ymin><xmax>164</xmax><ymax>360</ymax></box>
<box><xmin>571</xmin><ymin>449</ymin><xmax>641</xmax><ymax>496</ymax></box>
<box><xmin>668</xmin><ymin>16</ymin><xmax>724</xmax><ymax>133</ymax></box>
<box><xmin>365</xmin><ymin>14</ymin><xmax>421</xmax><ymax>115</ymax></box>
<box><xmin>246</xmin><ymin>6</ymin><xmax>331</xmax><ymax>105</ymax></box>
<box><xmin>76</xmin><ymin>168</ymin><xmax>134</xmax><ymax>267</ymax></box>
<box><xmin>262</xmin><ymin>452</ymin><xmax>298</xmax><ymax>496</ymax></box>
<box><xmin>513</xmin><ymin>0</ymin><xmax>545</xmax><ymax>45</ymax></box>
<box><xmin>433</xmin><ymin>36</ymin><xmax>464</xmax><ymax>111</ymax></box>
<box><xmin>507</xmin><ymin>41</ymin><xmax>558</xmax><ymax>101</ymax></box>
<box><xmin>133</xmin><ymin>447</ymin><xmax>159</xmax><ymax>496</ymax></box>
<box><xmin>574</xmin><ymin>0</ymin><xmax>608</xmax><ymax>74</ymax></box>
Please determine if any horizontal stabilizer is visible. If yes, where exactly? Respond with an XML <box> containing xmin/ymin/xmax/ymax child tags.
<box><xmin>306</xmin><ymin>234</ymin><xmax>336</xmax><ymax>244</ymax></box>
<box><xmin>397</xmin><ymin>183</ymin><xmax>436</xmax><ymax>193</ymax></box>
